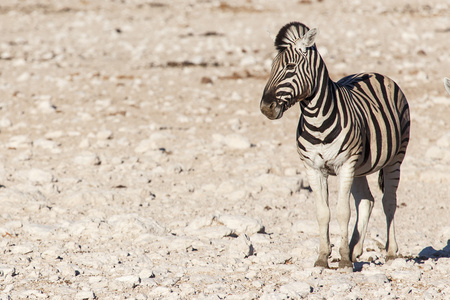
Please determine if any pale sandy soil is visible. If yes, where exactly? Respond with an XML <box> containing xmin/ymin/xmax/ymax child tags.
<box><xmin>0</xmin><ymin>0</ymin><xmax>449</xmax><ymax>299</ymax></box>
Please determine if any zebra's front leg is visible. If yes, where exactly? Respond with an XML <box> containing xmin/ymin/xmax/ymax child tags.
<box><xmin>336</xmin><ymin>161</ymin><xmax>356</xmax><ymax>269</ymax></box>
<box><xmin>306</xmin><ymin>167</ymin><xmax>331</xmax><ymax>268</ymax></box>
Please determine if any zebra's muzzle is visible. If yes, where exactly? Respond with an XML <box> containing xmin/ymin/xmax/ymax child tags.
<box><xmin>260</xmin><ymin>100</ymin><xmax>284</xmax><ymax>120</ymax></box>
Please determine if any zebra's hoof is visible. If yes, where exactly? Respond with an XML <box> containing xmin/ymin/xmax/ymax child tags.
<box><xmin>338</xmin><ymin>259</ymin><xmax>353</xmax><ymax>270</ymax></box>
<box><xmin>314</xmin><ymin>259</ymin><xmax>329</xmax><ymax>269</ymax></box>
<box><xmin>385</xmin><ymin>254</ymin><xmax>397</xmax><ymax>262</ymax></box>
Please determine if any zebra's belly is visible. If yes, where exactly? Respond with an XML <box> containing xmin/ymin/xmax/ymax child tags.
<box><xmin>298</xmin><ymin>136</ymin><xmax>396</xmax><ymax>177</ymax></box>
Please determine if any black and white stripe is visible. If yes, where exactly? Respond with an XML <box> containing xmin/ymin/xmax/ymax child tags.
<box><xmin>260</xmin><ymin>22</ymin><xmax>410</xmax><ymax>269</ymax></box>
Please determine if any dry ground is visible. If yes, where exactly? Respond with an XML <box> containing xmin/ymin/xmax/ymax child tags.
<box><xmin>0</xmin><ymin>0</ymin><xmax>449</xmax><ymax>299</ymax></box>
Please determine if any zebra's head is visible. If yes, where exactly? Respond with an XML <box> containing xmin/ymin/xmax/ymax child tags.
<box><xmin>260</xmin><ymin>22</ymin><xmax>318</xmax><ymax>120</ymax></box>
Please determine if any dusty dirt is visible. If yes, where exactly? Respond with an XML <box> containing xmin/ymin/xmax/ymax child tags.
<box><xmin>0</xmin><ymin>0</ymin><xmax>449</xmax><ymax>299</ymax></box>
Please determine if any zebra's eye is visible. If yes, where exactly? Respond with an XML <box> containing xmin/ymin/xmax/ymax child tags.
<box><xmin>286</xmin><ymin>63</ymin><xmax>296</xmax><ymax>70</ymax></box>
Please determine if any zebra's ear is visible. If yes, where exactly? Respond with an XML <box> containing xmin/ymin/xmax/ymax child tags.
<box><xmin>296</xmin><ymin>28</ymin><xmax>318</xmax><ymax>52</ymax></box>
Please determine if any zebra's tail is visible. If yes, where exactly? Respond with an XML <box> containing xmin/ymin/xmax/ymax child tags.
<box><xmin>378</xmin><ymin>169</ymin><xmax>384</xmax><ymax>193</ymax></box>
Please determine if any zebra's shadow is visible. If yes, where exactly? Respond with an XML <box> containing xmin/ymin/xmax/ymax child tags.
<box><xmin>414</xmin><ymin>239</ymin><xmax>450</xmax><ymax>262</ymax></box>
<box><xmin>353</xmin><ymin>240</ymin><xmax>450</xmax><ymax>271</ymax></box>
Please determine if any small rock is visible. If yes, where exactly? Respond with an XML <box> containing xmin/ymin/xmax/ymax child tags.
<box><xmin>0</xmin><ymin>117</ymin><xmax>12</xmax><ymax>128</ymax></box>
<box><xmin>10</xmin><ymin>244</ymin><xmax>33</xmax><ymax>255</ymax></box>
<box><xmin>108</xmin><ymin>214</ymin><xmax>166</xmax><ymax>236</ymax></box>
<box><xmin>45</xmin><ymin>130</ymin><xmax>64</xmax><ymax>139</ymax></box>
<box><xmin>0</xmin><ymin>265</ymin><xmax>16</xmax><ymax>277</ymax></box>
<box><xmin>291</xmin><ymin>219</ymin><xmax>318</xmax><ymax>235</ymax></box>
<box><xmin>97</xmin><ymin>130</ymin><xmax>113</xmax><ymax>140</ymax></box>
<box><xmin>240</xmin><ymin>55</ymin><xmax>257</xmax><ymax>67</ymax></box>
<box><xmin>33</xmin><ymin>138</ymin><xmax>59</xmax><ymax>150</ymax></box>
<box><xmin>186</xmin><ymin>215</ymin><xmax>216</xmax><ymax>230</ymax></box>
<box><xmin>229</xmin><ymin>234</ymin><xmax>254</xmax><ymax>258</ymax></box>
<box><xmin>139</xmin><ymin>269</ymin><xmax>155</xmax><ymax>279</ymax></box>
<box><xmin>27</xmin><ymin>168</ymin><xmax>54</xmax><ymax>184</ymax></box>
<box><xmin>224</xmin><ymin>133</ymin><xmax>251</xmax><ymax>149</ymax></box>
<box><xmin>7</xmin><ymin>135</ymin><xmax>32</xmax><ymax>149</ymax></box>
<box><xmin>75</xmin><ymin>291</ymin><xmax>95</xmax><ymax>300</ymax></box>
<box><xmin>189</xmin><ymin>226</ymin><xmax>233</xmax><ymax>239</ymax></box>
<box><xmin>279</xmin><ymin>282</ymin><xmax>312</xmax><ymax>298</ymax></box>
<box><xmin>22</xmin><ymin>223</ymin><xmax>55</xmax><ymax>237</ymax></box>
<box><xmin>389</xmin><ymin>270</ymin><xmax>422</xmax><ymax>282</ymax></box>
<box><xmin>364</xmin><ymin>272</ymin><xmax>389</xmax><ymax>284</ymax></box>
<box><xmin>217</xmin><ymin>214</ymin><xmax>264</xmax><ymax>236</ymax></box>
<box><xmin>426</xmin><ymin>146</ymin><xmax>443</xmax><ymax>160</ymax></box>
<box><xmin>17</xmin><ymin>72</ymin><xmax>30</xmax><ymax>82</ymax></box>
<box><xmin>115</xmin><ymin>275</ymin><xmax>141</xmax><ymax>287</ymax></box>
<box><xmin>134</xmin><ymin>139</ymin><xmax>156</xmax><ymax>153</ymax></box>
<box><xmin>57</xmin><ymin>264</ymin><xmax>78</xmax><ymax>278</ymax></box>
<box><xmin>250</xmin><ymin>233</ymin><xmax>271</xmax><ymax>244</ymax></box>
<box><xmin>37</xmin><ymin>99</ymin><xmax>57</xmax><ymax>113</ymax></box>
<box><xmin>73</xmin><ymin>152</ymin><xmax>101</xmax><ymax>166</ymax></box>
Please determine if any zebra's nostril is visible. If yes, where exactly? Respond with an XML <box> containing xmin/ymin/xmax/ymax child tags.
<box><xmin>269</xmin><ymin>102</ymin><xmax>277</xmax><ymax>110</ymax></box>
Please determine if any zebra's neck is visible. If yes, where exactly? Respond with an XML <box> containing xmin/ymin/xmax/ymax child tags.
<box><xmin>300</xmin><ymin>54</ymin><xmax>338</xmax><ymax>126</ymax></box>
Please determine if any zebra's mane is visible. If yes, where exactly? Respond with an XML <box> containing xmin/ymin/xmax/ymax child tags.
<box><xmin>274</xmin><ymin>22</ymin><xmax>310</xmax><ymax>52</ymax></box>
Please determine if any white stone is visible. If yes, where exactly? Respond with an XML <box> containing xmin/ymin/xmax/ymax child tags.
<box><xmin>58</xmin><ymin>264</ymin><xmax>77</xmax><ymax>278</ymax></box>
<box><xmin>27</xmin><ymin>168</ymin><xmax>54</xmax><ymax>184</ymax></box>
<box><xmin>63</xmin><ymin>190</ymin><xmax>114</xmax><ymax>208</ymax></box>
<box><xmin>73</xmin><ymin>152</ymin><xmax>101</xmax><ymax>166</ymax></box>
<box><xmin>45</xmin><ymin>130</ymin><xmax>64</xmax><ymax>139</ymax></box>
<box><xmin>229</xmin><ymin>234</ymin><xmax>254</xmax><ymax>258</ymax></box>
<box><xmin>37</xmin><ymin>100</ymin><xmax>56</xmax><ymax>113</ymax></box>
<box><xmin>224</xmin><ymin>133</ymin><xmax>251</xmax><ymax>149</ymax></box>
<box><xmin>253</xmin><ymin>250</ymin><xmax>292</xmax><ymax>265</ymax></box>
<box><xmin>186</xmin><ymin>215</ymin><xmax>216</xmax><ymax>230</ymax></box>
<box><xmin>389</xmin><ymin>270</ymin><xmax>422</xmax><ymax>282</ymax></box>
<box><xmin>240</xmin><ymin>55</ymin><xmax>257</xmax><ymax>67</ymax></box>
<box><xmin>108</xmin><ymin>214</ymin><xmax>166</xmax><ymax>236</ymax></box>
<box><xmin>250</xmin><ymin>233</ymin><xmax>271</xmax><ymax>244</ymax></box>
<box><xmin>11</xmin><ymin>244</ymin><xmax>33</xmax><ymax>255</ymax></box>
<box><xmin>279</xmin><ymin>282</ymin><xmax>312</xmax><ymax>298</ymax></box>
<box><xmin>426</xmin><ymin>146</ymin><xmax>444</xmax><ymax>160</ymax></box>
<box><xmin>33</xmin><ymin>138</ymin><xmax>59</xmax><ymax>150</ymax></box>
<box><xmin>189</xmin><ymin>226</ymin><xmax>233</xmax><ymax>239</ymax></box>
<box><xmin>134</xmin><ymin>139</ymin><xmax>157</xmax><ymax>153</ymax></box>
<box><xmin>97</xmin><ymin>130</ymin><xmax>113</xmax><ymax>140</ymax></box>
<box><xmin>7</xmin><ymin>135</ymin><xmax>32</xmax><ymax>149</ymax></box>
<box><xmin>437</xmin><ymin>132</ymin><xmax>450</xmax><ymax>147</ymax></box>
<box><xmin>115</xmin><ymin>275</ymin><xmax>141</xmax><ymax>287</ymax></box>
<box><xmin>363</xmin><ymin>272</ymin><xmax>389</xmax><ymax>284</ymax></box>
<box><xmin>439</xmin><ymin>226</ymin><xmax>450</xmax><ymax>241</ymax></box>
<box><xmin>148</xmin><ymin>286</ymin><xmax>172</xmax><ymax>298</ymax></box>
<box><xmin>22</xmin><ymin>223</ymin><xmax>55</xmax><ymax>237</ymax></box>
<box><xmin>0</xmin><ymin>265</ymin><xmax>16</xmax><ymax>277</ymax></box>
<box><xmin>291</xmin><ymin>219</ymin><xmax>318</xmax><ymax>235</ymax></box>
<box><xmin>17</xmin><ymin>72</ymin><xmax>30</xmax><ymax>82</ymax></box>
<box><xmin>0</xmin><ymin>117</ymin><xmax>12</xmax><ymax>128</ymax></box>
<box><xmin>139</xmin><ymin>269</ymin><xmax>155</xmax><ymax>279</ymax></box>
<box><xmin>216</xmin><ymin>214</ymin><xmax>264</xmax><ymax>235</ymax></box>
<box><xmin>75</xmin><ymin>291</ymin><xmax>95</xmax><ymax>300</ymax></box>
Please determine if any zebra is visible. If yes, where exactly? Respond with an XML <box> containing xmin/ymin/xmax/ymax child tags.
<box><xmin>260</xmin><ymin>22</ymin><xmax>410</xmax><ymax>269</ymax></box>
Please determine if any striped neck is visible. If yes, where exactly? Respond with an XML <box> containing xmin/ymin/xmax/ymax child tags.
<box><xmin>299</xmin><ymin>54</ymin><xmax>341</xmax><ymax>142</ymax></box>
<box><xmin>301</xmin><ymin>54</ymin><xmax>335</xmax><ymax>117</ymax></box>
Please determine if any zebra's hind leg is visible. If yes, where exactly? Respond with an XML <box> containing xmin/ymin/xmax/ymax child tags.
<box><xmin>349</xmin><ymin>176</ymin><xmax>374</xmax><ymax>262</ymax></box>
<box><xmin>381</xmin><ymin>163</ymin><xmax>401</xmax><ymax>261</ymax></box>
